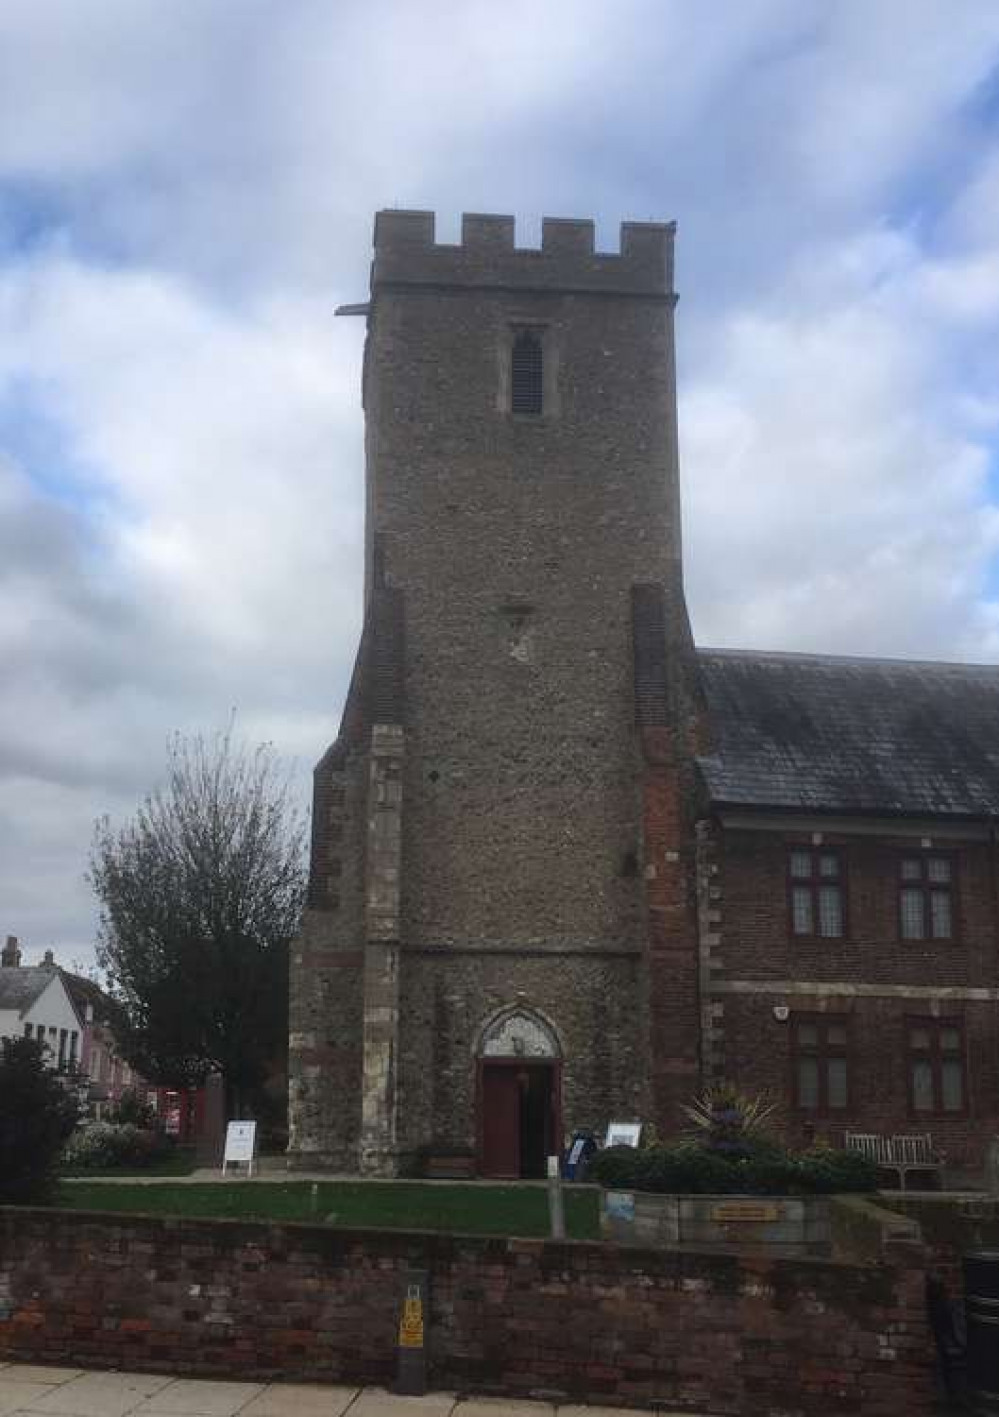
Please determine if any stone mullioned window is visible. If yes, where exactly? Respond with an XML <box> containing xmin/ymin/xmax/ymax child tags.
<box><xmin>899</xmin><ymin>854</ymin><xmax>955</xmax><ymax>941</ymax></box>
<box><xmin>788</xmin><ymin>847</ymin><xmax>845</xmax><ymax>939</ymax></box>
<box><xmin>792</xmin><ymin>1014</ymin><xmax>849</xmax><ymax>1113</ymax></box>
<box><xmin>908</xmin><ymin>1017</ymin><xmax>965</xmax><ymax>1115</ymax></box>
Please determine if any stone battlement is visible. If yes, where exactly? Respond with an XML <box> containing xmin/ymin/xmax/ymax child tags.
<box><xmin>371</xmin><ymin>209</ymin><xmax>675</xmax><ymax>297</ymax></box>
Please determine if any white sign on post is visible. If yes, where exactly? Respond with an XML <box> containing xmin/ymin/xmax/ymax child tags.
<box><xmin>222</xmin><ymin>1120</ymin><xmax>257</xmax><ymax>1177</ymax></box>
<box><xmin>605</xmin><ymin>1121</ymin><xmax>642</xmax><ymax>1149</ymax></box>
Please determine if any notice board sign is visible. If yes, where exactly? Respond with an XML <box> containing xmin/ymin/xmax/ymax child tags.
<box><xmin>605</xmin><ymin>1121</ymin><xmax>642</xmax><ymax>1149</ymax></box>
<box><xmin>605</xmin><ymin>1190</ymin><xmax>636</xmax><ymax>1222</ymax></box>
<box><xmin>222</xmin><ymin>1120</ymin><xmax>257</xmax><ymax>1177</ymax></box>
<box><xmin>710</xmin><ymin>1201</ymin><xmax>780</xmax><ymax>1224</ymax></box>
<box><xmin>567</xmin><ymin>1136</ymin><xmax>589</xmax><ymax>1169</ymax></box>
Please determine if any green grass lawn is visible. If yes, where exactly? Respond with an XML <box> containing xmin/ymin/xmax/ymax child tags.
<box><xmin>51</xmin><ymin>1179</ymin><xmax>600</xmax><ymax>1239</ymax></box>
<box><xmin>60</xmin><ymin>1147</ymin><xmax>201</xmax><ymax>1179</ymax></box>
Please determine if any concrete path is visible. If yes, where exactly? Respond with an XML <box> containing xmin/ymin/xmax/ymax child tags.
<box><xmin>60</xmin><ymin>1164</ymin><xmax>572</xmax><ymax>1187</ymax></box>
<box><xmin>0</xmin><ymin>1365</ymin><xmax>704</xmax><ymax>1417</ymax></box>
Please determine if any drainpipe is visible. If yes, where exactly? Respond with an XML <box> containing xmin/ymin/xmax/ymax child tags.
<box><xmin>989</xmin><ymin>820</ymin><xmax>999</xmax><ymax>1134</ymax></box>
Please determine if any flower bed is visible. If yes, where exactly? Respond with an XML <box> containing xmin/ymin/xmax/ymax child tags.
<box><xmin>61</xmin><ymin>1120</ymin><xmax>172</xmax><ymax>1172</ymax></box>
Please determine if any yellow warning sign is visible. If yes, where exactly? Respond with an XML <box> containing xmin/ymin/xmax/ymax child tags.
<box><xmin>398</xmin><ymin>1296</ymin><xmax>424</xmax><ymax>1349</ymax></box>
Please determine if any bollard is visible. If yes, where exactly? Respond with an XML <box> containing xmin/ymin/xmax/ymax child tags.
<box><xmin>396</xmin><ymin>1269</ymin><xmax>429</xmax><ymax>1395</ymax></box>
<box><xmin>965</xmin><ymin>1251</ymin><xmax>999</xmax><ymax>1414</ymax></box>
<box><xmin>986</xmin><ymin>1139</ymin><xmax>999</xmax><ymax>1196</ymax></box>
<box><xmin>547</xmin><ymin>1155</ymin><xmax>565</xmax><ymax>1239</ymax></box>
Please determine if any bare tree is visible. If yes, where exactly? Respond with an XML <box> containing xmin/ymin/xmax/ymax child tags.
<box><xmin>90</xmin><ymin>728</ymin><xmax>307</xmax><ymax>1119</ymax></box>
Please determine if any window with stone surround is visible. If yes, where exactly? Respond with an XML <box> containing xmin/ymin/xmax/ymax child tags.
<box><xmin>788</xmin><ymin>847</ymin><xmax>845</xmax><ymax>939</ymax></box>
<box><xmin>793</xmin><ymin>1015</ymin><xmax>849</xmax><ymax>1111</ymax></box>
<box><xmin>908</xmin><ymin>1018</ymin><xmax>965</xmax><ymax>1114</ymax></box>
<box><xmin>899</xmin><ymin>853</ymin><xmax>955</xmax><ymax>940</ymax></box>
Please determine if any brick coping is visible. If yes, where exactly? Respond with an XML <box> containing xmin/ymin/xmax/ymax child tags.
<box><xmin>1</xmin><ymin>1202</ymin><xmax>900</xmax><ymax>1273</ymax></box>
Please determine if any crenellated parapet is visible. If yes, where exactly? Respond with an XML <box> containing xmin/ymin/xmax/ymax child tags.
<box><xmin>371</xmin><ymin>209</ymin><xmax>675</xmax><ymax>297</ymax></box>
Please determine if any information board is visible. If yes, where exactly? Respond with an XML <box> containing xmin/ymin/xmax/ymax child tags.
<box><xmin>710</xmin><ymin>1201</ymin><xmax>780</xmax><ymax>1224</ymax></box>
<box><xmin>567</xmin><ymin>1137</ymin><xmax>589</xmax><ymax>1168</ymax></box>
<box><xmin>604</xmin><ymin>1121</ymin><xmax>642</xmax><ymax>1149</ymax></box>
<box><xmin>604</xmin><ymin>1190</ymin><xmax>636</xmax><ymax>1222</ymax></box>
<box><xmin>222</xmin><ymin>1120</ymin><xmax>257</xmax><ymax>1176</ymax></box>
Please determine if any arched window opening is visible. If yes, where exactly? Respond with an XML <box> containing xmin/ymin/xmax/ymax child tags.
<box><xmin>511</xmin><ymin>331</ymin><xmax>543</xmax><ymax>416</ymax></box>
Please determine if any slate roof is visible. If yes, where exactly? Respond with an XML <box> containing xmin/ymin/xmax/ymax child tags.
<box><xmin>697</xmin><ymin>648</ymin><xmax>999</xmax><ymax>818</ymax></box>
<box><xmin>62</xmin><ymin>970</ymin><xmax>117</xmax><ymax>1026</ymax></box>
<box><xmin>0</xmin><ymin>966</ymin><xmax>60</xmax><ymax>1016</ymax></box>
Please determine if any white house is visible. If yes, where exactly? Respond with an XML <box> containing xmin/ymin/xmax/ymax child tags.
<box><xmin>0</xmin><ymin>935</ymin><xmax>85</xmax><ymax>1070</ymax></box>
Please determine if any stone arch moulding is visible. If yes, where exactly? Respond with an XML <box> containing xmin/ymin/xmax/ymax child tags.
<box><xmin>477</xmin><ymin>1005</ymin><xmax>562</xmax><ymax>1060</ymax></box>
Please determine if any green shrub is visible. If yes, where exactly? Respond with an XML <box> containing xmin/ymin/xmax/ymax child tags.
<box><xmin>589</xmin><ymin>1139</ymin><xmax>877</xmax><ymax>1196</ymax></box>
<box><xmin>106</xmin><ymin>1088</ymin><xmax>157</xmax><ymax>1130</ymax></box>
<box><xmin>796</xmin><ymin>1144</ymin><xmax>880</xmax><ymax>1194</ymax></box>
<box><xmin>0</xmin><ymin>1037</ymin><xmax>80</xmax><ymax>1203</ymax></box>
<box><xmin>639</xmin><ymin>1142</ymin><xmax>737</xmax><ymax>1193</ymax></box>
<box><xmin>62</xmin><ymin>1120</ymin><xmax>170</xmax><ymax>1171</ymax></box>
<box><xmin>588</xmin><ymin>1144</ymin><xmax>649</xmax><ymax>1189</ymax></box>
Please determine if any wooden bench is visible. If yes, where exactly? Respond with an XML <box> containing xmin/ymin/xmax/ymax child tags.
<box><xmin>845</xmin><ymin>1132</ymin><xmax>943</xmax><ymax>1190</ymax></box>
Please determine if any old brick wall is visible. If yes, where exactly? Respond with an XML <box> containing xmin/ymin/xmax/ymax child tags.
<box><xmin>718</xmin><ymin>829</ymin><xmax>998</xmax><ymax>988</ymax></box>
<box><xmin>881</xmin><ymin>1195</ymin><xmax>999</xmax><ymax>1294</ymax></box>
<box><xmin>0</xmin><ymin>1209</ymin><xmax>934</xmax><ymax>1415</ymax></box>
<box><xmin>640</xmin><ymin>738</ymin><xmax>702</xmax><ymax>1134</ymax></box>
<box><xmin>702</xmin><ymin>823</ymin><xmax>999</xmax><ymax>1165</ymax></box>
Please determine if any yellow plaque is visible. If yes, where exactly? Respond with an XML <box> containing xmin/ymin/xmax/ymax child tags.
<box><xmin>398</xmin><ymin>1296</ymin><xmax>424</xmax><ymax>1349</ymax></box>
<box><xmin>710</xmin><ymin>1201</ymin><xmax>780</xmax><ymax>1224</ymax></box>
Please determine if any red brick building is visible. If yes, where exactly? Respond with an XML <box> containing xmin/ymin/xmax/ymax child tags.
<box><xmin>290</xmin><ymin>210</ymin><xmax>999</xmax><ymax>1177</ymax></box>
<box><xmin>664</xmin><ymin>649</ymin><xmax>999</xmax><ymax>1173</ymax></box>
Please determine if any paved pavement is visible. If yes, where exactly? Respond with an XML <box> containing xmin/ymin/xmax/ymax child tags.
<box><xmin>0</xmin><ymin>1365</ymin><xmax>703</xmax><ymax>1417</ymax></box>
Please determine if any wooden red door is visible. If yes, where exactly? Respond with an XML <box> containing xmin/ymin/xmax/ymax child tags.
<box><xmin>480</xmin><ymin>1064</ymin><xmax>520</xmax><ymax>1178</ymax></box>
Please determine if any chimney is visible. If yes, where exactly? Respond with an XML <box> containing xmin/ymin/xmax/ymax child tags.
<box><xmin>42</xmin><ymin>948</ymin><xmax>56</xmax><ymax>969</ymax></box>
<box><xmin>2</xmin><ymin>935</ymin><xmax>22</xmax><ymax>968</ymax></box>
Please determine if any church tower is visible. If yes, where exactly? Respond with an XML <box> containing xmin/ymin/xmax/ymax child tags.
<box><xmin>288</xmin><ymin>211</ymin><xmax>703</xmax><ymax>1176</ymax></box>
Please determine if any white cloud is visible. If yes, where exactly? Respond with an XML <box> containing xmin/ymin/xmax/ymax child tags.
<box><xmin>1</xmin><ymin>1</ymin><xmax>999</xmax><ymax>959</ymax></box>
<box><xmin>0</xmin><ymin>252</ymin><xmax>365</xmax><ymax>653</ymax></box>
<box><xmin>778</xmin><ymin>2</ymin><xmax>999</xmax><ymax>211</ymax></box>
<box><xmin>683</xmin><ymin>228</ymin><xmax>999</xmax><ymax>656</ymax></box>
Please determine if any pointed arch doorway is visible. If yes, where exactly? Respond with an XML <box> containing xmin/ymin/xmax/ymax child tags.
<box><xmin>477</xmin><ymin>1008</ymin><xmax>562</xmax><ymax>1179</ymax></box>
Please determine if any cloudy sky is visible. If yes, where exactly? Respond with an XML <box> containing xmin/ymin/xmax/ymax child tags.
<box><xmin>3</xmin><ymin>1</ymin><xmax>999</xmax><ymax>964</ymax></box>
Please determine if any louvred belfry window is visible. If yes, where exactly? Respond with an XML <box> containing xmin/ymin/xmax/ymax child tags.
<box><xmin>511</xmin><ymin>330</ymin><xmax>543</xmax><ymax>415</ymax></box>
